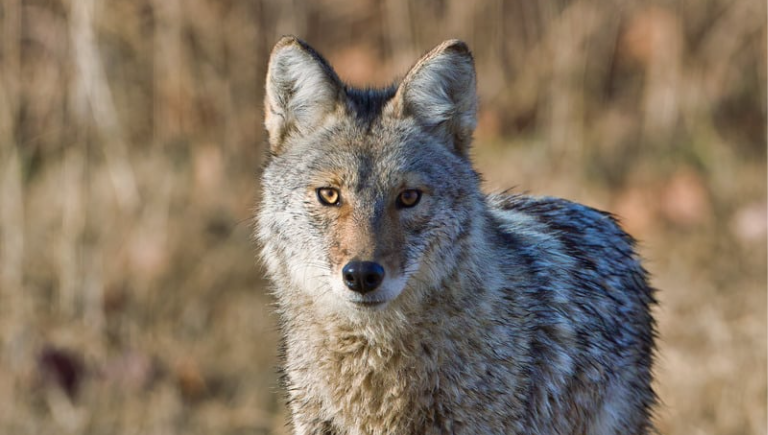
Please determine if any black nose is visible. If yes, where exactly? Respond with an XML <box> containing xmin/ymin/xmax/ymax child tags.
<box><xmin>342</xmin><ymin>261</ymin><xmax>385</xmax><ymax>294</ymax></box>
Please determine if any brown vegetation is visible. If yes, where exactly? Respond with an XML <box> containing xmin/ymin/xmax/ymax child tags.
<box><xmin>0</xmin><ymin>1</ymin><xmax>764</xmax><ymax>434</ymax></box>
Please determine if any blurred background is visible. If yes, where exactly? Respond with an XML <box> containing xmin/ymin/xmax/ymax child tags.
<box><xmin>0</xmin><ymin>0</ymin><xmax>765</xmax><ymax>434</ymax></box>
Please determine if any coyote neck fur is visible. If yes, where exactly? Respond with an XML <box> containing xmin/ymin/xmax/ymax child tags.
<box><xmin>278</xmin><ymin>212</ymin><xmax>527</xmax><ymax>434</ymax></box>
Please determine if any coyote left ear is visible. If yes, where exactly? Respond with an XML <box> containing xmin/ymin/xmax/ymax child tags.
<box><xmin>264</xmin><ymin>36</ymin><xmax>343</xmax><ymax>154</ymax></box>
<box><xmin>390</xmin><ymin>40</ymin><xmax>477</xmax><ymax>156</ymax></box>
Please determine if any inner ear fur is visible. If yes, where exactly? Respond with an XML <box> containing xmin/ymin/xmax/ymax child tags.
<box><xmin>389</xmin><ymin>40</ymin><xmax>478</xmax><ymax>156</ymax></box>
<box><xmin>264</xmin><ymin>36</ymin><xmax>343</xmax><ymax>154</ymax></box>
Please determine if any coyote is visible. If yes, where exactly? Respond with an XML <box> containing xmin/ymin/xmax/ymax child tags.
<box><xmin>256</xmin><ymin>36</ymin><xmax>656</xmax><ymax>435</ymax></box>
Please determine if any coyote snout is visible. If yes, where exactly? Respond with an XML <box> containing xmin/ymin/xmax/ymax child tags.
<box><xmin>341</xmin><ymin>260</ymin><xmax>385</xmax><ymax>294</ymax></box>
<box><xmin>336</xmin><ymin>254</ymin><xmax>407</xmax><ymax>308</ymax></box>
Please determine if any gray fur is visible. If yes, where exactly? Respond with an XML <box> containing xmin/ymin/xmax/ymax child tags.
<box><xmin>256</xmin><ymin>36</ymin><xmax>657</xmax><ymax>435</ymax></box>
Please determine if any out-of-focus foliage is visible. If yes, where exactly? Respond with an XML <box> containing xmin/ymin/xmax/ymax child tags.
<box><xmin>0</xmin><ymin>1</ymin><xmax>764</xmax><ymax>434</ymax></box>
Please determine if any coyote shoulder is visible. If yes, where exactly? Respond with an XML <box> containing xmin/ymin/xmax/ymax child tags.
<box><xmin>256</xmin><ymin>36</ymin><xmax>657</xmax><ymax>435</ymax></box>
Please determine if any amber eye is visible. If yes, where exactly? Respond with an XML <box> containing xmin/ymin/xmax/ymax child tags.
<box><xmin>317</xmin><ymin>188</ymin><xmax>340</xmax><ymax>206</ymax></box>
<box><xmin>397</xmin><ymin>189</ymin><xmax>422</xmax><ymax>208</ymax></box>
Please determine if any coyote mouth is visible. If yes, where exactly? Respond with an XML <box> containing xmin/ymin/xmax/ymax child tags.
<box><xmin>340</xmin><ymin>275</ymin><xmax>406</xmax><ymax>310</ymax></box>
<box><xmin>350</xmin><ymin>298</ymin><xmax>388</xmax><ymax>308</ymax></box>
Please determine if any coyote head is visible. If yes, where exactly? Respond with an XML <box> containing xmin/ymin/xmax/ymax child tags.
<box><xmin>258</xmin><ymin>37</ymin><xmax>483</xmax><ymax>317</ymax></box>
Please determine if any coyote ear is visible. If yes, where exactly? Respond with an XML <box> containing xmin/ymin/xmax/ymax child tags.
<box><xmin>264</xmin><ymin>36</ymin><xmax>343</xmax><ymax>154</ymax></box>
<box><xmin>390</xmin><ymin>40</ymin><xmax>477</xmax><ymax>156</ymax></box>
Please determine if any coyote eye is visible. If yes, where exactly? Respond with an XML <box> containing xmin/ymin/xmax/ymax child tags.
<box><xmin>397</xmin><ymin>189</ymin><xmax>422</xmax><ymax>208</ymax></box>
<box><xmin>317</xmin><ymin>188</ymin><xmax>340</xmax><ymax>206</ymax></box>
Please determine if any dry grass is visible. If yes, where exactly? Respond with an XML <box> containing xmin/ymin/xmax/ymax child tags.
<box><xmin>0</xmin><ymin>1</ymin><xmax>765</xmax><ymax>434</ymax></box>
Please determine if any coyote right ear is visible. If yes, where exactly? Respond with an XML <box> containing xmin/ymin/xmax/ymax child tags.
<box><xmin>389</xmin><ymin>40</ymin><xmax>477</xmax><ymax>156</ymax></box>
<box><xmin>264</xmin><ymin>36</ymin><xmax>343</xmax><ymax>154</ymax></box>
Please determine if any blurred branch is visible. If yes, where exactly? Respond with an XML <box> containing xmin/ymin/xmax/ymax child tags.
<box><xmin>57</xmin><ymin>149</ymin><xmax>86</xmax><ymax>318</ymax></box>
<box><xmin>69</xmin><ymin>0</ymin><xmax>139</xmax><ymax>211</ymax></box>
<box><xmin>152</xmin><ymin>0</ymin><xmax>189</xmax><ymax>143</ymax></box>
<box><xmin>0</xmin><ymin>0</ymin><xmax>24</xmax><ymax>311</ymax></box>
<box><xmin>272</xmin><ymin>0</ymin><xmax>307</xmax><ymax>40</ymax></box>
<box><xmin>695</xmin><ymin>0</ymin><xmax>765</xmax><ymax>112</ymax></box>
<box><xmin>0</xmin><ymin>149</ymin><xmax>24</xmax><ymax>307</ymax></box>
<box><xmin>383</xmin><ymin>0</ymin><xmax>415</xmax><ymax>71</ymax></box>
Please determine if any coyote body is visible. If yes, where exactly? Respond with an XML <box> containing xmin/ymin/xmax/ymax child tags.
<box><xmin>257</xmin><ymin>37</ymin><xmax>656</xmax><ymax>435</ymax></box>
